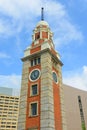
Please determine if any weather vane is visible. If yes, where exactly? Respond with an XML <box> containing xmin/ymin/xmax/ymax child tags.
<box><xmin>41</xmin><ymin>7</ymin><xmax>44</xmax><ymax>21</ymax></box>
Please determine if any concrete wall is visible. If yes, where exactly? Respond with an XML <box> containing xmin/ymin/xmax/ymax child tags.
<box><xmin>63</xmin><ymin>84</ymin><xmax>87</xmax><ymax>130</ymax></box>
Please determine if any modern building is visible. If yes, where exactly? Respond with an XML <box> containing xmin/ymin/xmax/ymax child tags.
<box><xmin>0</xmin><ymin>87</ymin><xmax>20</xmax><ymax>97</ymax></box>
<box><xmin>0</xmin><ymin>87</ymin><xmax>19</xmax><ymax>130</ymax></box>
<box><xmin>63</xmin><ymin>84</ymin><xmax>87</xmax><ymax>130</ymax></box>
<box><xmin>0</xmin><ymin>87</ymin><xmax>13</xmax><ymax>96</ymax></box>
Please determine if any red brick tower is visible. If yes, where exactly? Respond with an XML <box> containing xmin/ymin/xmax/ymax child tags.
<box><xmin>18</xmin><ymin>8</ymin><xmax>67</xmax><ymax>130</ymax></box>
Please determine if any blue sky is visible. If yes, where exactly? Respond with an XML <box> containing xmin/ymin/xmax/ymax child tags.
<box><xmin>0</xmin><ymin>0</ymin><xmax>87</xmax><ymax>91</ymax></box>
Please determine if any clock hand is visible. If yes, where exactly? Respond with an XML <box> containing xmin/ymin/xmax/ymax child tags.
<box><xmin>32</xmin><ymin>73</ymin><xmax>35</xmax><ymax>79</ymax></box>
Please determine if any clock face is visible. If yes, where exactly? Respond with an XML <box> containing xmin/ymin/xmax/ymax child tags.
<box><xmin>52</xmin><ymin>71</ymin><xmax>58</xmax><ymax>83</ymax></box>
<box><xmin>29</xmin><ymin>69</ymin><xmax>40</xmax><ymax>81</ymax></box>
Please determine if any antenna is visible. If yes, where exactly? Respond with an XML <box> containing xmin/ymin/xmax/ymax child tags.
<box><xmin>41</xmin><ymin>7</ymin><xmax>44</xmax><ymax>21</ymax></box>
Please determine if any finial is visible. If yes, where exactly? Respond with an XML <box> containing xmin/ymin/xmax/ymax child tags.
<box><xmin>41</xmin><ymin>7</ymin><xmax>44</xmax><ymax>21</ymax></box>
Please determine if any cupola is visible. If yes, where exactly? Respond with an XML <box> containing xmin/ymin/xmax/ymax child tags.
<box><xmin>31</xmin><ymin>8</ymin><xmax>54</xmax><ymax>48</ymax></box>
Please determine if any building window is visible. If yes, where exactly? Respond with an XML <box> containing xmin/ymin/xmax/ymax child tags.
<box><xmin>31</xmin><ymin>57</ymin><xmax>40</xmax><ymax>67</ymax></box>
<box><xmin>37</xmin><ymin>34</ymin><xmax>40</xmax><ymax>39</ymax></box>
<box><xmin>78</xmin><ymin>96</ymin><xmax>86</xmax><ymax>130</ymax></box>
<box><xmin>31</xmin><ymin>60</ymin><xmax>33</xmax><ymax>66</ymax></box>
<box><xmin>35</xmin><ymin>32</ymin><xmax>40</xmax><ymax>40</ymax></box>
<box><xmin>30</xmin><ymin>84</ymin><xmax>38</xmax><ymax>96</ymax></box>
<box><xmin>38</xmin><ymin>58</ymin><xmax>40</xmax><ymax>64</ymax></box>
<box><xmin>30</xmin><ymin>102</ymin><xmax>38</xmax><ymax>117</ymax></box>
<box><xmin>34</xmin><ymin>59</ymin><xmax>37</xmax><ymax>65</ymax></box>
<box><xmin>31</xmin><ymin>103</ymin><xmax>37</xmax><ymax>115</ymax></box>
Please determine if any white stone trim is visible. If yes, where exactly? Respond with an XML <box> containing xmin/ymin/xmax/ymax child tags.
<box><xmin>41</xmin><ymin>42</ymin><xmax>51</xmax><ymax>50</ymax></box>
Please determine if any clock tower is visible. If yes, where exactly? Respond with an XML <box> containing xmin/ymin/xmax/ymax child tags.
<box><xmin>18</xmin><ymin>8</ymin><xmax>67</xmax><ymax>130</ymax></box>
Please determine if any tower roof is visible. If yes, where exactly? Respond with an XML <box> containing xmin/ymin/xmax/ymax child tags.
<box><xmin>36</xmin><ymin>20</ymin><xmax>49</xmax><ymax>27</ymax></box>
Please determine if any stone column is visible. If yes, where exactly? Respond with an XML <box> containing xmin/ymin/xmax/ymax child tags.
<box><xmin>57</xmin><ymin>64</ymin><xmax>67</xmax><ymax>130</ymax></box>
<box><xmin>17</xmin><ymin>60</ymin><xmax>30</xmax><ymax>130</ymax></box>
<box><xmin>40</xmin><ymin>51</ymin><xmax>55</xmax><ymax>130</ymax></box>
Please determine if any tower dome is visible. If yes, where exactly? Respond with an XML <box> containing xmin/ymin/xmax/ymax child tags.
<box><xmin>36</xmin><ymin>20</ymin><xmax>49</xmax><ymax>27</ymax></box>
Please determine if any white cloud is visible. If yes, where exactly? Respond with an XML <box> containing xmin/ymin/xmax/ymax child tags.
<box><xmin>0</xmin><ymin>20</ymin><xmax>11</xmax><ymax>36</ymax></box>
<box><xmin>0</xmin><ymin>0</ymin><xmax>41</xmax><ymax>16</ymax></box>
<box><xmin>63</xmin><ymin>66</ymin><xmax>87</xmax><ymax>91</ymax></box>
<box><xmin>0</xmin><ymin>0</ymin><xmax>42</xmax><ymax>36</ymax></box>
<box><xmin>83</xmin><ymin>65</ymin><xmax>87</xmax><ymax>74</ymax></box>
<box><xmin>54</xmin><ymin>20</ymin><xmax>83</xmax><ymax>47</ymax></box>
<box><xmin>0</xmin><ymin>52</ymin><xmax>10</xmax><ymax>59</ymax></box>
<box><xmin>0</xmin><ymin>74</ymin><xmax>21</xmax><ymax>89</ymax></box>
<box><xmin>0</xmin><ymin>18</ymin><xmax>21</xmax><ymax>37</ymax></box>
<box><xmin>0</xmin><ymin>0</ymin><xmax>84</xmax><ymax>44</ymax></box>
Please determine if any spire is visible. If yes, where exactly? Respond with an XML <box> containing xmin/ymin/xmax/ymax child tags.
<box><xmin>41</xmin><ymin>7</ymin><xmax>44</xmax><ymax>21</ymax></box>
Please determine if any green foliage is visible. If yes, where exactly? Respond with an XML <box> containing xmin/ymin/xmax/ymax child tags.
<box><xmin>82</xmin><ymin>123</ymin><xmax>86</xmax><ymax>130</ymax></box>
